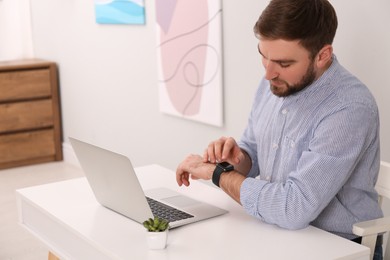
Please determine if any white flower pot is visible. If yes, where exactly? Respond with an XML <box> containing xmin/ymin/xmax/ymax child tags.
<box><xmin>146</xmin><ymin>230</ymin><xmax>168</xmax><ymax>250</ymax></box>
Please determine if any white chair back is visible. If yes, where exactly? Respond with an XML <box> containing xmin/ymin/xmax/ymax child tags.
<box><xmin>376</xmin><ymin>161</ymin><xmax>390</xmax><ymax>260</ymax></box>
<box><xmin>352</xmin><ymin>161</ymin><xmax>390</xmax><ymax>260</ymax></box>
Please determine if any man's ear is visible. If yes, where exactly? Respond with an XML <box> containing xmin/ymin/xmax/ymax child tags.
<box><xmin>316</xmin><ymin>45</ymin><xmax>333</xmax><ymax>68</ymax></box>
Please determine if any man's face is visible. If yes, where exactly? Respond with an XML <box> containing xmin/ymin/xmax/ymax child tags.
<box><xmin>258</xmin><ymin>39</ymin><xmax>318</xmax><ymax>97</ymax></box>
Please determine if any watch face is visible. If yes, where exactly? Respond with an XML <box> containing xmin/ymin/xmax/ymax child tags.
<box><xmin>218</xmin><ymin>162</ymin><xmax>234</xmax><ymax>171</ymax></box>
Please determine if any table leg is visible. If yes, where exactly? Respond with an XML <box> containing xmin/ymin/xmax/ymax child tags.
<box><xmin>48</xmin><ymin>251</ymin><xmax>60</xmax><ymax>260</ymax></box>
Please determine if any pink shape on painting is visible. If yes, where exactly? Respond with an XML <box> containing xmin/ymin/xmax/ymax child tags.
<box><xmin>157</xmin><ymin>0</ymin><xmax>209</xmax><ymax>116</ymax></box>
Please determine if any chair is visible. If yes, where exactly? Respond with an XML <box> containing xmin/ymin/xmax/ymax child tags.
<box><xmin>48</xmin><ymin>252</ymin><xmax>60</xmax><ymax>260</ymax></box>
<box><xmin>353</xmin><ymin>161</ymin><xmax>390</xmax><ymax>260</ymax></box>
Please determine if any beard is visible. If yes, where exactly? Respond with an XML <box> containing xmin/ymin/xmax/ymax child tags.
<box><xmin>270</xmin><ymin>60</ymin><xmax>317</xmax><ymax>97</ymax></box>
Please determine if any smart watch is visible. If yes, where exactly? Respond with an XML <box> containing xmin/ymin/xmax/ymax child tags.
<box><xmin>212</xmin><ymin>162</ymin><xmax>234</xmax><ymax>187</ymax></box>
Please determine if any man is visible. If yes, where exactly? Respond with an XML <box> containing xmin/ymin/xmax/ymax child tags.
<box><xmin>176</xmin><ymin>0</ymin><xmax>383</xmax><ymax>259</ymax></box>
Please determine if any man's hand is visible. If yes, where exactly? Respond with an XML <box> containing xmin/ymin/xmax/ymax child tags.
<box><xmin>176</xmin><ymin>154</ymin><xmax>215</xmax><ymax>186</ymax></box>
<box><xmin>203</xmin><ymin>136</ymin><xmax>246</xmax><ymax>165</ymax></box>
<box><xmin>176</xmin><ymin>153</ymin><xmax>246</xmax><ymax>204</ymax></box>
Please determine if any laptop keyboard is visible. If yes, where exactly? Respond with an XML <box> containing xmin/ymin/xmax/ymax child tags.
<box><xmin>146</xmin><ymin>197</ymin><xmax>194</xmax><ymax>223</ymax></box>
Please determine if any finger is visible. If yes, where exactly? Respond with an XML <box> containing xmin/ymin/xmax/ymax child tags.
<box><xmin>207</xmin><ymin>142</ymin><xmax>217</xmax><ymax>163</ymax></box>
<box><xmin>214</xmin><ymin>137</ymin><xmax>227</xmax><ymax>162</ymax></box>
<box><xmin>176</xmin><ymin>170</ymin><xmax>183</xmax><ymax>186</ymax></box>
<box><xmin>236</xmin><ymin>149</ymin><xmax>246</xmax><ymax>164</ymax></box>
<box><xmin>182</xmin><ymin>172</ymin><xmax>190</xmax><ymax>186</ymax></box>
<box><xmin>202</xmin><ymin>149</ymin><xmax>209</xmax><ymax>163</ymax></box>
<box><xmin>221</xmin><ymin>137</ymin><xmax>235</xmax><ymax>161</ymax></box>
<box><xmin>176</xmin><ymin>166</ymin><xmax>187</xmax><ymax>186</ymax></box>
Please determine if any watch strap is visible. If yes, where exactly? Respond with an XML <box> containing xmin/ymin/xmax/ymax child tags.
<box><xmin>212</xmin><ymin>162</ymin><xmax>234</xmax><ymax>187</ymax></box>
<box><xmin>212</xmin><ymin>166</ymin><xmax>223</xmax><ymax>187</ymax></box>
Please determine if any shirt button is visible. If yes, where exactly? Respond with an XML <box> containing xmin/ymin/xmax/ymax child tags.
<box><xmin>266</xmin><ymin>176</ymin><xmax>271</xmax><ymax>181</ymax></box>
<box><xmin>281</xmin><ymin>109</ymin><xmax>288</xmax><ymax>115</ymax></box>
<box><xmin>272</xmin><ymin>143</ymin><xmax>279</xmax><ymax>149</ymax></box>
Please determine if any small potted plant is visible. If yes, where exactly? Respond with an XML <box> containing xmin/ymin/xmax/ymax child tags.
<box><xmin>143</xmin><ymin>217</ymin><xmax>170</xmax><ymax>249</ymax></box>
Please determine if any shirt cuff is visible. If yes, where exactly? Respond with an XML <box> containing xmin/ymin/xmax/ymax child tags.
<box><xmin>240</xmin><ymin>177</ymin><xmax>268</xmax><ymax>219</ymax></box>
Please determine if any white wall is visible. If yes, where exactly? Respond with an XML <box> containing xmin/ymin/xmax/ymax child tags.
<box><xmin>29</xmin><ymin>0</ymin><xmax>390</xmax><ymax>170</ymax></box>
<box><xmin>0</xmin><ymin>0</ymin><xmax>34</xmax><ymax>60</ymax></box>
<box><xmin>330</xmin><ymin>0</ymin><xmax>390</xmax><ymax>163</ymax></box>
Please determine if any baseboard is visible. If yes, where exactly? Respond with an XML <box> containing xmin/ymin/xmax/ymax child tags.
<box><xmin>62</xmin><ymin>142</ymin><xmax>80</xmax><ymax>167</ymax></box>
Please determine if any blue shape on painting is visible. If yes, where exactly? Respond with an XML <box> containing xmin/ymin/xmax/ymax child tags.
<box><xmin>95</xmin><ymin>0</ymin><xmax>145</xmax><ymax>25</ymax></box>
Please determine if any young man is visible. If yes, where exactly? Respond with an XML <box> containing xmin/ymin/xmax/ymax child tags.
<box><xmin>176</xmin><ymin>0</ymin><xmax>383</xmax><ymax>259</ymax></box>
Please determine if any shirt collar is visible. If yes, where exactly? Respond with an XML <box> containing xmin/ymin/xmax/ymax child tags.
<box><xmin>288</xmin><ymin>54</ymin><xmax>339</xmax><ymax>99</ymax></box>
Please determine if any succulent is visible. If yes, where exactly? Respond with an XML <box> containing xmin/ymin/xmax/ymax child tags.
<box><xmin>143</xmin><ymin>217</ymin><xmax>169</xmax><ymax>232</ymax></box>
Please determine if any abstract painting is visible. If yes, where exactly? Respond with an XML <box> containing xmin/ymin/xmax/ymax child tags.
<box><xmin>156</xmin><ymin>0</ymin><xmax>224</xmax><ymax>126</ymax></box>
<box><xmin>94</xmin><ymin>0</ymin><xmax>145</xmax><ymax>25</ymax></box>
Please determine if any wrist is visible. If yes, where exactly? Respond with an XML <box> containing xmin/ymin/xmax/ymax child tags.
<box><xmin>207</xmin><ymin>163</ymin><xmax>215</xmax><ymax>180</ymax></box>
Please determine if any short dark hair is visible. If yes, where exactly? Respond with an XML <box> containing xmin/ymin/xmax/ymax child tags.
<box><xmin>254</xmin><ymin>0</ymin><xmax>338</xmax><ymax>59</ymax></box>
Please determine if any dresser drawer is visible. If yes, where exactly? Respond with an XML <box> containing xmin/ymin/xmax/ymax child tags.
<box><xmin>0</xmin><ymin>69</ymin><xmax>52</xmax><ymax>102</ymax></box>
<box><xmin>0</xmin><ymin>129</ymin><xmax>56</xmax><ymax>168</ymax></box>
<box><xmin>0</xmin><ymin>59</ymin><xmax>62</xmax><ymax>169</ymax></box>
<box><xmin>0</xmin><ymin>99</ymin><xmax>54</xmax><ymax>134</ymax></box>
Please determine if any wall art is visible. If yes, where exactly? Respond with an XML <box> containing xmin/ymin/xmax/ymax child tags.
<box><xmin>95</xmin><ymin>0</ymin><xmax>145</xmax><ymax>25</ymax></box>
<box><xmin>156</xmin><ymin>0</ymin><xmax>223</xmax><ymax>126</ymax></box>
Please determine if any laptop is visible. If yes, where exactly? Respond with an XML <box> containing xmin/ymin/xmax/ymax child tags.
<box><xmin>69</xmin><ymin>137</ymin><xmax>228</xmax><ymax>228</ymax></box>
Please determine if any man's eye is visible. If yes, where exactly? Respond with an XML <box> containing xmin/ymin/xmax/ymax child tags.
<box><xmin>279</xmin><ymin>63</ymin><xmax>291</xmax><ymax>68</ymax></box>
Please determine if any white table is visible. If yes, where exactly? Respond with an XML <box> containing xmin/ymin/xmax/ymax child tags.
<box><xmin>16</xmin><ymin>164</ymin><xmax>369</xmax><ymax>260</ymax></box>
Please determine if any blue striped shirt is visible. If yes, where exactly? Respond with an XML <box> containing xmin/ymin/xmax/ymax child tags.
<box><xmin>239</xmin><ymin>56</ymin><xmax>382</xmax><ymax>239</ymax></box>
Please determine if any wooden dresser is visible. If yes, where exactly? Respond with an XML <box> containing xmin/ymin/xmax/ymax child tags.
<box><xmin>0</xmin><ymin>59</ymin><xmax>63</xmax><ymax>169</ymax></box>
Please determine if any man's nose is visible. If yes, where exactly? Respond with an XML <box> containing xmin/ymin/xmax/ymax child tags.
<box><xmin>264</xmin><ymin>61</ymin><xmax>278</xmax><ymax>80</ymax></box>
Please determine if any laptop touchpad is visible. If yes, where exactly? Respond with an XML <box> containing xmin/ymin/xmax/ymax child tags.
<box><xmin>162</xmin><ymin>195</ymin><xmax>199</xmax><ymax>208</ymax></box>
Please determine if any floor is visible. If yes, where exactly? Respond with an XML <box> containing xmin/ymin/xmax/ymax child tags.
<box><xmin>0</xmin><ymin>162</ymin><xmax>84</xmax><ymax>260</ymax></box>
